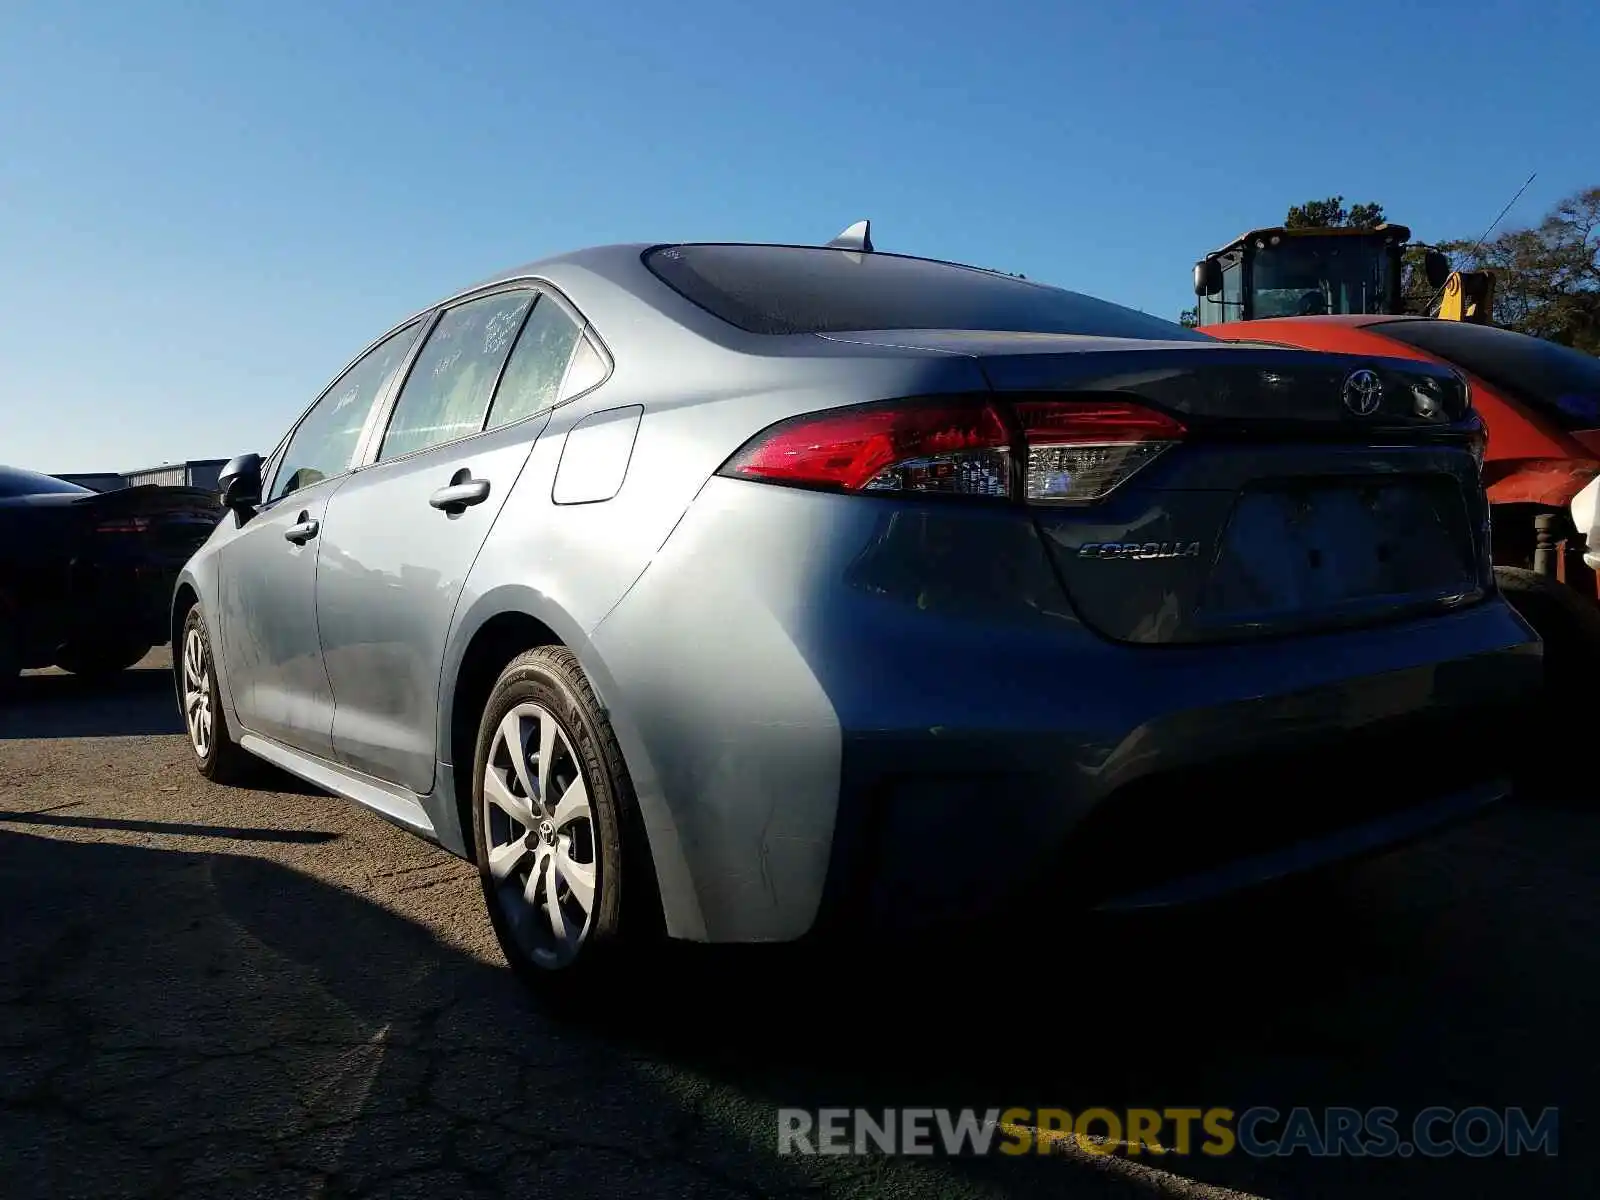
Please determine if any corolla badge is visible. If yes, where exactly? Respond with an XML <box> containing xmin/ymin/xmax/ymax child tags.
<box><xmin>1342</xmin><ymin>368</ymin><xmax>1384</xmax><ymax>416</ymax></box>
<box><xmin>1077</xmin><ymin>541</ymin><xmax>1202</xmax><ymax>560</ymax></box>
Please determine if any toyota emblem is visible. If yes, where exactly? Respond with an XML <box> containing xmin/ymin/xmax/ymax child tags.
<box><xmin>1342</xmin><ymin>369</ymin><xmax>1384</xmax><ymax>416</ymax></box>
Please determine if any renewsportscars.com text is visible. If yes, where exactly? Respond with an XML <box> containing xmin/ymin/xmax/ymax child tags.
<box><xmin>777</xmin><ymin>1106</ymin><xmax>1559</xmax><ymax>1158</ymax></box>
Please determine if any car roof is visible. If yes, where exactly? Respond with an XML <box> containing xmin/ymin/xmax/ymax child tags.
<box><xmin>0</xmin><ymin>464</ymin><xmax>91</xmax><ymax>494</ymax></box>
<box><xmin>453</xmin><ymin>241</ymin><xmax>1041</xmax><ymax>299</ymax></box>
<box><xmin>459</xmin><ymin>243</ymin><xmax>655</xmax><ymax>291</ymax></box>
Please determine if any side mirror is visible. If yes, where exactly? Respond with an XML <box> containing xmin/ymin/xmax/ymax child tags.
<box><xmin>1194</xmin><ymin>258</ymin><xmax>1223</xmax><ymax>297</ymax></box>
<box><xmin>1423</xmin><ymin>249</ymin><xmax>1451</xmax><ymax>290</ymax></box>
<box><xmin>218</xmin><ymin>452</ymin><xmax>263</xmax><ymax>515</ymax></box>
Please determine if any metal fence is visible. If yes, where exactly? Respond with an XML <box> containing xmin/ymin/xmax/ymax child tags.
<box><xmin>55</xmin><ymin>459</ymin><xmax>228</xmax><ymax>493</ymax></box>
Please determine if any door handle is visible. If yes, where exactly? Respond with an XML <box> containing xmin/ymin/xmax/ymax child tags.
<box><xmin>283</xmin><ymin>515</ymin><xmax>319</xmax><ymax>544</ymax></box>
<box><xmin>429</xmin><ymin>477</ymin><xmax>491</xmax><ymax>512</ymax></box>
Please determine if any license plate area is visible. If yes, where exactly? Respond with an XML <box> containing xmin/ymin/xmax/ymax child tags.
<box><xmin>1198</xmin><ymin>475</ymin><xmax>1477</xmax><ymax>624</ymax></box>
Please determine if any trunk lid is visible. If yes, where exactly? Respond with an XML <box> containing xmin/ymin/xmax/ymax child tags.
<box><xmin>69</xmin><ymin>484</ymin><xmax>223</xmax><ymax>566</ymax></box>
<box><xmin>832</xmin><ymin>332</ymin><xmax>1490</xmax><ymax>645</ymax></box>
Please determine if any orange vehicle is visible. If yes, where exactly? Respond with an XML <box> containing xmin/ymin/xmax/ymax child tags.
<box><xmin>1193</xmin><ymin>224</ymin><xmax>1600</xmax><ymax>713</ymax></box>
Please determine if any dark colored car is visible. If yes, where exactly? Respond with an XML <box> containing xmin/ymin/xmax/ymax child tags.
<box><xmin>0</xmin><ymin>465</ymin><xmax>221</xmax><ymax>682</ymax></box>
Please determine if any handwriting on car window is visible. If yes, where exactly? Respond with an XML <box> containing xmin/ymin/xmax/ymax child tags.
<box><xmin>484</xmin><ymin>301</ymin><xmax>528</xmax><ymax>355</ymax></box>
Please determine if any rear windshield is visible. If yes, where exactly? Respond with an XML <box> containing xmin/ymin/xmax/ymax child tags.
<box><xmin>1370</xmin><ymin>319</ymin><xmax>1600</xmax><ymax>430</ymax></box>
<box><xmin>0</xmin><ymin>466</ymin><xmax>92</xmax><ymax>498</ymax></box>
<box><xmin>644</xmin><ymin>244</ymin><xmax>1212</xmax><ymax>341</ymax></box>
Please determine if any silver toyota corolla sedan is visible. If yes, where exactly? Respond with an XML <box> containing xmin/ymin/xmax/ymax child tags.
<box><xmin>173</xmin><ymin>228</ymin><xmax>1541</xmax><ymax>998</ymax></box>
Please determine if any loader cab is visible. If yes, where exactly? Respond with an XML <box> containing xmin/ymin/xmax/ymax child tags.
<box><xmin>1193</xmin><ymin>223</ymin><xmax>1436</xmax><ymax>324</ymax></box>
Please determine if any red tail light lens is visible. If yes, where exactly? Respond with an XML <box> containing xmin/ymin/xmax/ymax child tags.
<box><xmin>94</xmin><ymin>517</ymin><xmax>151</xmax><ymax>534</ymax></box>
<box><xmin>717</xmin><ymin>395</ymin><xmax>1184</xmax><ymax>503</ymax></box>
<box><xmin>717</xmin><ymin>400</ymin><xmax>1013</xmax><ymax>497</ymax></box>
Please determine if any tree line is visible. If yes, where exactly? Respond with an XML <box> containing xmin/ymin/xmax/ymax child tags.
<box><xmin>1180</xmin><ymin>187</ymin><xmax>1600</xmax><ymax>355</ymax></box>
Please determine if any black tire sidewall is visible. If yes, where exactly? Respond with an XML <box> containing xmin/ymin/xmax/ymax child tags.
<box><xmin>55</xmin><ymin>640</ymin><xmax>151</xmax><ymax>678</ymax></box>
<box><xmin>471</xmin><ymin>649</ymin><xmax>630</xmax><ymax>989</ymax></box>
<box><xmin>1494</xmin><ymin>567</ymin><xmax>1600</xmax><ymax>806</ymax></box>
<box><xmin>1495</xmin><ymin>567</ymin><xmax>1600</xmax><ymax>698</ymax></box>
<box><xmin>0</xmin><ymin>600</ymin><xmax>19</xmax><ymax>691</ymax></box>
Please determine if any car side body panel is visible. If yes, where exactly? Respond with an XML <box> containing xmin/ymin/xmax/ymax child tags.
<box><xmin>215</xmin><ymin>477</ymin><xmax>343</xmax><ymax>758</ymax></box>
<box><xmin>317</xmin><ymin>414</ymin><xmax>546</xmax><ymax>793</ymax></box>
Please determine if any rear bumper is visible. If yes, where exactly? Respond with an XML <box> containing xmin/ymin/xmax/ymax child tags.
<box><xmin>590</xmin><ymin>478</ymin><xmax>1542</xmax><ymax>943</ymax></box>
<box><xmin>1088</xmin><ymin>780</ymin><xmax>1504</xmax><ymax>913</ymax></box>
<box><xmin>817</xmin><ymin>646</ymin><xmax>1532</xmax><ymax>936</ymax></box>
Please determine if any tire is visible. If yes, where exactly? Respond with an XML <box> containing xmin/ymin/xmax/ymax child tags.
<box><xmin>471</xmin><ymin>646</ymin><xmax>660</xmax><ymax>1005</ymax></box>
<box><xmin>54</xmin><ymin>639</ymin><xmax>152</xmax><ymax>679</ymax></box>
<box><xmin>1495</xmin><ymin>566</ymin><xmax>1600</xmax><ymax>694</ymax></box>
<box><xmin>1495</xmin><ymin>566</ymin><xmax>1600</xmax><ymax>803</ymax></box>
<box><xmin>177</xmin><ymin>606</ymin><xmax>256</xmax><ymax>785</ymax></box>
<box><xmin>0</xmin><ymin>621</ymin><xmax>18</xmax><ymax>699</ymax></box>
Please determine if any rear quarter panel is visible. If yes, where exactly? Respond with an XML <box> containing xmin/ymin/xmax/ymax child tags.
<box><xmin>443</xmin><ymin>288</ymin><xmax>993</xmax><ymax>720</ymax></box>
<box><xmin>441</xmin><ymin>272</ymin><xmax>992</xmax><ymax>937</ymax></box>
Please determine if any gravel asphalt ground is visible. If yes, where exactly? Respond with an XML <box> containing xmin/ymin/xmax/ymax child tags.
<box><xmin>2</xmin><ymin>649</ymin><xmax>1596</xmax><ymax>1198</ymax></box>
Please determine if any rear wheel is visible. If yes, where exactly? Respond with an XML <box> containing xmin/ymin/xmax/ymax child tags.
<box><xmin>178</xmin><ymin>607</ymin><xmax>256</xmax><ymax>784</ymax></box>
<box><xmin>1495</xmin><ymin>566</ymin><xmax>1600</xmax><ymax>803</ymax></box>
<box><xmin>471</xmin><ymin>646</ymin><xmax>659</xmax><ymax>1005</ymax></box>
<box><xmin>0</xmin><ymin>621</ymin><xmax>18</xmax><ymax>697</ymax></box>
<box><xmin>54</xmin><ymin>639</ymin><xmax>151</xmax><ymax>679</ymax></box>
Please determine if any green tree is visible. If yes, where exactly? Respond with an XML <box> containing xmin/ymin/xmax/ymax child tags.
<box><xmin>1178</xmin><ymin>307</ymin><xmax>1199</xmax><ymax>328</ymax></box>
<box><xmin>1442</xmin><ymin>186</ymin><xmax>1600</xmax><ymax>352</ymax></box>
<box><xmin>1284</xmin><ymin>196</ymin><xmax>1387</xmax><ymax>229</ymax></box>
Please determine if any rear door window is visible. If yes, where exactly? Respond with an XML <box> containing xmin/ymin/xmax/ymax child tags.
<box><xmin>1370</xmin><ymin>319</ymin><xmax>1600</xmax><ymax>430</ymax></box>
<box><xmin>378</xmin><ymin>290</ymin><xmax>535</xmax><ymax>461</ymax></box>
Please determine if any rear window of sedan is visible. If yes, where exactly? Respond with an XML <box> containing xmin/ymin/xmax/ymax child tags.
<box><xmin>643</xmin><ymin>243</ymin><xmax>1212</xmax><ymax>341</ymax></box>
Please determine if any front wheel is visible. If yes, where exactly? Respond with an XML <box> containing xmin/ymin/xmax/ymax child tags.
<box><xmin>471</xmin><ymin>646</ymin><xmax>659</xmax><ymax>1004</ymax></box>
<box><xmin>178</xmin><ymin>607</ymin><xmax>256</xmax><ymax>784</ymax></box>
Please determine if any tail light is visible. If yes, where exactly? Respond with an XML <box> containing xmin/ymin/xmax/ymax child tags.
<box><xmin>716</xmin><ymin>396</ymin><xmax>1184</xmax><ymax>504</ymax></box>
<box><xmin>94</xmin><ymin>516</ymin><xmax>151</xmax><ymax>534</ymax></box>
<box><xmin>1012</xmin><ymin>398</ymin><xmax>1185</xmax><ymax>502</ymax></box>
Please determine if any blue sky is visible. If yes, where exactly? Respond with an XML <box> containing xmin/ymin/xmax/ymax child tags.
<box><xmin>2</xmin><ymin>0</ymin><xmax>1594</xmax><ymax>472</ymax></box>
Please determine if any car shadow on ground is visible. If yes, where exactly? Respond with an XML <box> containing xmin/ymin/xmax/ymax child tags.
<box><xmin>0</xmin><ymin>664</ymin><xmax>325</xmax><ymax>794</ymax></box>
<box><xmin>2</xmin><ymin>803</ymin><xmax>1596</xmax><ymax>1198</ymax></box>
<box><xmin>1</xmin><ymin>666</ymin><xmax>183</xmax><ymax>739</ymax></box>
<box><xmin>603</xmin><ymin>803</ymin><xmax>1599</xmax><ymax>1198</ymax></box>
